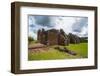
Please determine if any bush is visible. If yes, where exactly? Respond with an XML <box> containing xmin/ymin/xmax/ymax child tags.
<box><xmin>28</xmin><ymin>37</ymin><xmax>34</xmax><ymax>43</ymax></box>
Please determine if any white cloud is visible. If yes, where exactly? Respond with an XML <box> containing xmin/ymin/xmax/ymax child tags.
<box><xmin>53</xmin><ymin>17</ymin><xmax>76</xmax><ymax>34</ymax></box>
<box><xmin>28</xmin><ymin>15</ymin><xmax>88</xmax><ymax>40</ymax></box>
<box><xmin>79</xmin><ymin>26</ymin><xmax>88</xmax><ymax>37</ymax></box>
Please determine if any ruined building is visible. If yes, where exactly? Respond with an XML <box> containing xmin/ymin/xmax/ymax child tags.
<box><xmin>68</xmin><ymin>33</ymin><xmax>80</xmax><ymax>44</ymax></box>
<box><xmin>37</xmin><ymin>28</ymin><xmax>80</xmax><ymax>46</ymax></box>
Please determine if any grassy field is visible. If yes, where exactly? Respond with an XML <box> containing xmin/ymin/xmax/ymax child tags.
<box><xmin>28</xmin><ymin>43</ymin><xmax>88</xmax><ymax>60</ymax></box>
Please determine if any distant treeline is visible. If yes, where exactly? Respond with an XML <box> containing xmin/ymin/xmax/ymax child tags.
<box><xmin>80</xmin><ymin>37</ymin><xmax>88</xmax><ymax>43</ymax></box>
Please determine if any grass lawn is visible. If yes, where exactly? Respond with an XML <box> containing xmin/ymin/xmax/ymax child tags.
<box><xmin>28</xmin><ymin>43</ymin><xmax>88</xmax><ymax>60</ymax></box>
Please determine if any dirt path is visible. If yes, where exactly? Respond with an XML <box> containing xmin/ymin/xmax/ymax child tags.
<box><xmin>29</xmin><ymin>43</ymin><xmax>46</xmax><ymax>49</ymax></box>
<box><xmin>28</xmin><ymin>43</ymin><xmax>49</xmax><ymax>52</ymax></box>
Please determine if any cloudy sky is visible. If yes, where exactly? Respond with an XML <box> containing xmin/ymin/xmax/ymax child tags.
<box><xmin>28</xmin><ymin>15</ymin><xmax>88</xmax><ymax>40</ymax></box>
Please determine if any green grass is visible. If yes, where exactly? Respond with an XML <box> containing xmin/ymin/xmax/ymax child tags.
<box><xmin>28</xmin><ymin>43</ymin><xmax>88</xmax><ymax>60</ymax></box>
<box><xmin>66</xmin><ymin>43</ymin><xmax>88</xmax><ymax>58</ymax></box>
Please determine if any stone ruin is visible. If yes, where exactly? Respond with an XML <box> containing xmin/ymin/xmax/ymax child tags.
<box><xmin>68</xmin><ymin>33</ymin><xmax>80</xmax><ymax>44</ymax></box>
<box><xmin>37</xmin><ymin>28</ymin><xmax>80</xmax><ymax>46</ymax></box>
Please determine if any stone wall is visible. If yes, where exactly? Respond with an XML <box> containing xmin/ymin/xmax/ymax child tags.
<box><xmin>47</xmin><ymin>29</ymin><xmax>59</xmax><ymax>45</ymax></box>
